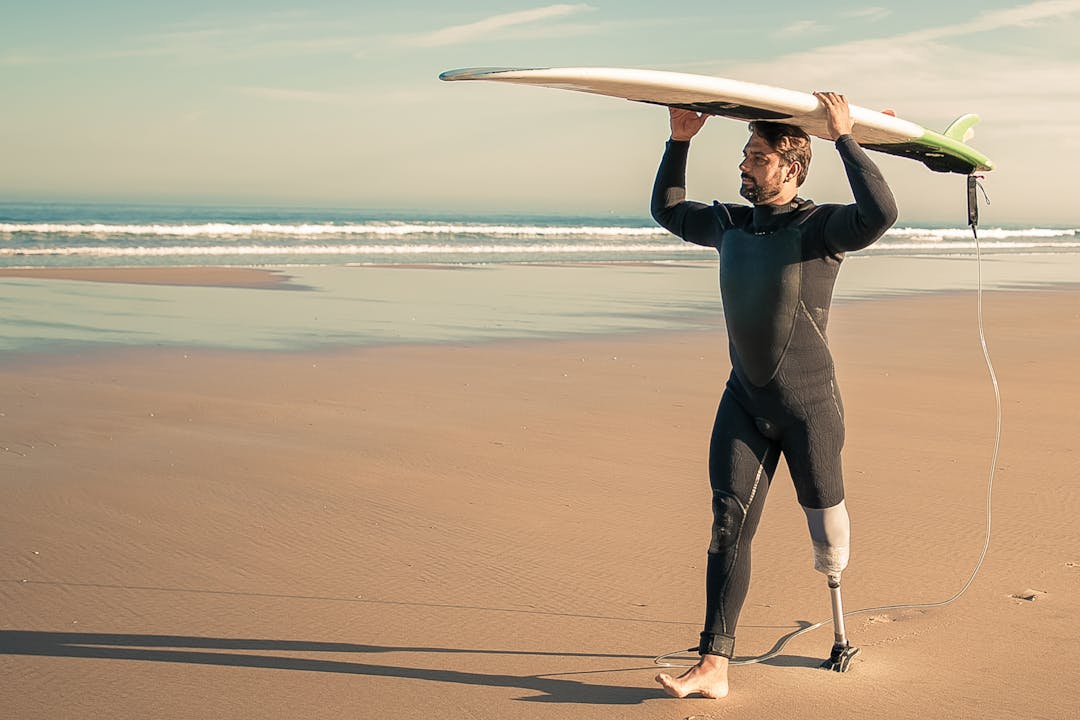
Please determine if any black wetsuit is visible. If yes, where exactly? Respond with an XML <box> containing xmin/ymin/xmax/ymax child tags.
<box><xmin>651</xmin><ymin>135</ymin><xmax>897</xmax><ymax>658</ymax></box>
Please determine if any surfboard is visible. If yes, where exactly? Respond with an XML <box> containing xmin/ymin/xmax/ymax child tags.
<box><xmin>440</xmin><ymin>66</ymin><xmax>994</xmax><ymax>175</ymax></box>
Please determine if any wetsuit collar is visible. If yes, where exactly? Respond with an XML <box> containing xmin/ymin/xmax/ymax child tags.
<box><xmin>750</xmin><ymin>197</ymin><xmax>813</xmax><ymax>233</ymax></box>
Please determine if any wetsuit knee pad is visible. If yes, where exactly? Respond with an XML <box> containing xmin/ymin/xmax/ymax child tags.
<box><xmin>709</xmin><ymin>491</ymin><xmax>748</xmax><ymax>555</ymax></box>
<box><xmin>803</xmin><ymin>501</ymin><xmax>850</xmax><ymax>576</ymax></box>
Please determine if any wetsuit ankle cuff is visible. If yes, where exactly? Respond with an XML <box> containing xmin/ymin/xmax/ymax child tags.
<box><xmin>699</xmin><ymin>632</ymin><xmax>735</xmax><ymax>658</ymax></box>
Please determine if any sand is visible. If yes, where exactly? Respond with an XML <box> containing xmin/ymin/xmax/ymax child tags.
<box><xmin>2</xmin><ymin>277</ymin><xmax>1079</xmax><ymax>719</ymax></box>
<box><xmin>0</xmin><ymin>266</ymin><xmax>302</xmax><ymax>289</ymax></box>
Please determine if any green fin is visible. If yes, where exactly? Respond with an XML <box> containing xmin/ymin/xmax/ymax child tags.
<box><xmin>943</xmin><ymin>114</ymin><xmax>980</xmax><ymax>143</ymax></box>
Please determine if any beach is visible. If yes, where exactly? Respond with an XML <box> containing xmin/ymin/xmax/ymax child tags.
<box><xmin>7</xmin><ymin>0</ymin><xmax>1080</xmax><ymax>715</ymax></box>
<box><xmin>2</xmin><ymin>263</ymin><xmax>1079</xmax><ymax>719</ymax></box>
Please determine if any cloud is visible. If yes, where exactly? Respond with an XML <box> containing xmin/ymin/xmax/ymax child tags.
<box><xmin>5</xmin><ymin>12</ymin><xmax>365</xmax><ymax>67</ymax></box>
<box><xmin>714</xmin><ymin>1</ymin><xmax>1080</xmax><ymax>123</ymax></box>
<box><xmin>914</xmin><ymin>0</ymin><xmax>1080</xmax><ymax>40</ymax></box>
<box><xmin>0</xmin><ymin>45</ymin><xmax>176</xmax><ymax>66</ymax></box>
<box><xmin>773</xmin><ymin>19</ymin><xmax>825</xmax><ymax>37</ymax></box>
<box><xmin>405</xmin><ymin>4</ymin><xmax>595</xmax><ymax>47</ymax></box>
<box><xmin>233</xmin><ymin>86</ymin><xmax>354</xmax><ymax>105</ymax></box>
<box><xmin>230</xmin><ymin>84</ymin><xmax>448</xmax><ymax>108</ymax></box>
<box><xmin>0</xmin><ymin>51</ymin><xmax>48</xmax><ymax>66</ymax></box>
<box><xmin>136</xmin><ymin>23</ymin><xmax>361</xmax><ymax>63</ymax></box>
<box><xmin>841</xmin><ymin>7</ymin><xmax>892</xmax><ymax>22</ymax></box>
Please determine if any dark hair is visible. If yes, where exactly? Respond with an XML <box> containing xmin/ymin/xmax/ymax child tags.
<box><xmin>748</xmin><ymin>121</ymin><xmax>812</xmax><ymax>186</ymax></box>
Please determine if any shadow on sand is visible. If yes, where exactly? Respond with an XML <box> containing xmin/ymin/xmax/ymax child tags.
<box><xmin>1</xmin><ymin>630</ymin><xmax>824</xmax><ymax>704</ymax></box>
<box><xmin>2</xmin><ymin>631</ymin><xmax>690</xmax><ymax>705</ymax></box>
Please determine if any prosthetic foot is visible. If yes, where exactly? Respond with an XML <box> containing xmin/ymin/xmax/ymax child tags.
<box><xmin>822</xmin><ymin>573</ymin><xmax>859</xmax><ymax>672</ymax></box>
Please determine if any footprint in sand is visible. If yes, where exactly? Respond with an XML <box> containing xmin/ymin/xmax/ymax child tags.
<box><xmin>1010</xmin><ymin>589</ymin><xmax>1048</xmax><ymax>602</ymax></box>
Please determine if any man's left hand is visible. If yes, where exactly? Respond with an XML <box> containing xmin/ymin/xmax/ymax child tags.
<box><xmin>813</xmin><ymin>91</ymin><xmax>854</xmax><ymax>140</ymax></box>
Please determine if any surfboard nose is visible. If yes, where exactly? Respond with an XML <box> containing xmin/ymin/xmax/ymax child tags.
<box><xmin>439</xmin><ymin>67</ymin><xmax>529</xmax><ymax>81</ymax></box>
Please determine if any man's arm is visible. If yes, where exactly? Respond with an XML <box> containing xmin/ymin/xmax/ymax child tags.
<box><xmin>824</xmin><ymin>138</ymin><xmax>898</xmax><ymax>253</ymax></box>
<box><xmin>814</xmin><ymin>92</ymin><xmax>898</xmax><ymax>254</ymax></box>
<box><xmin>651</xmin><ymin>109</ymin><xmax>722</xmax><ymax>247</ymax></box>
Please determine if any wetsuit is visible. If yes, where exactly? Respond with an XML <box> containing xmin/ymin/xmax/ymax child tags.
<box><xmin>651</xmin><ymin>135</ymin><xmax>897</xmax><ymax>658</ymax></box>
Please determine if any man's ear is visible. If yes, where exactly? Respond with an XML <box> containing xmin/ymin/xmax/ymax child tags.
<box><xmin>785</xmin><ymin>161</ymin><xmax>802</xmax><ymax>184</ymax></box>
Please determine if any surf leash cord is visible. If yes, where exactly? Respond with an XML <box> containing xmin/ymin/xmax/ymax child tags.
<box><xmin>655</xmin><ymin>173</ymin><xmax>1002</xmax><ymax>670</ymax></box>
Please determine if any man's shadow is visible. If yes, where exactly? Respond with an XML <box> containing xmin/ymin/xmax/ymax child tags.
<box><xmin>0</xmin><ymin>631</ymin><xmax>676</xmax><ymax>705</ymax></box>
<box><xmin>1</xmin><ymin>627</ymin><xmax>825</xmax><ymax>704</ymax></box>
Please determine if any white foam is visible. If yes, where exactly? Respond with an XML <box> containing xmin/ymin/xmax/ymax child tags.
<box><xmin>887</xmin><ymin>226</ymin><xmax>1076</xmax><ymax>241</ymax></box>
<box><xmin>0</xmin><ymin>222</ymin><xmax>669</xmax><ymax>238</ymax></box>
<box><xmin>1</xmin><ymin>221</ymin><xmax>1077</xmax><ymax>261</ymax></box>
<box><xmin>0</xmin><ymin>242</ymin><xmax>694</xmax><ymax>257</ymax></box>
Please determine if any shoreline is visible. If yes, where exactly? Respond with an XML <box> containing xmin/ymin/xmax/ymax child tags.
<box><xmin>4</xmin><ymin>255</ymin><xmax>1080</xmax><ymax>358</ymax></box>
<box><xmin>0</xmin><ymin>266</ymin><xmax>303</xmax><ymax>289</ymax></box>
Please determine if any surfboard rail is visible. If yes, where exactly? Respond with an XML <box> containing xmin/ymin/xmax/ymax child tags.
<box><xmin>440</xmin><ymin>66</ymin><xmax>994</xmax><ymax>174</ymax></box>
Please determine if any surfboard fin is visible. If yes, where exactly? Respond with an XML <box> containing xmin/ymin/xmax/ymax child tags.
<box><xmin>943</xmin><ymin>114</ymin><xmax>981</xmax><ymax>144</ymax></box>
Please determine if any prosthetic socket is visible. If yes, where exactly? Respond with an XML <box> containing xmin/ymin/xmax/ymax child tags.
<box><xmin>803</xmin><ymin>500</ymin><xmax>850</xmax><ymax>577</ymax></box>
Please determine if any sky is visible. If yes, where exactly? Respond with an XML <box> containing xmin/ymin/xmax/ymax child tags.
<box><xmin>2</xmin><ymin>0</ymin><xmax>1079</xmax><ymax>224</ymax></box>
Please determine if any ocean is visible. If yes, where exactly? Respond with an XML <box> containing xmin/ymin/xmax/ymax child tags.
<box><xmin>1</xmin><ymin>202</ymin><xmax>1077</xmax><ymax>268</ymax></box>
<box><xmin>2</xmin><ymin>203</ymin><xmax>1078</xmax><ymax>355</ymax></box>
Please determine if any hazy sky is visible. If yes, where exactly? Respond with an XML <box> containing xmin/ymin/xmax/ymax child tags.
<box><xmin>2</xmin><ymin>1</ymin><xmax>1078</xmax><ymax>223</ymax></box>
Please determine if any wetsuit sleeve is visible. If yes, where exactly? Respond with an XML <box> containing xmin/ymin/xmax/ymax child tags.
<box><xmin>651</xmin><ymin>140</ymin><xmax>722</xmax><ymax>247</ymax></box>
<box><xmin>821</xmin><ymin>135</ymin><xmax>899</xmax><ymax>255</ymax></box>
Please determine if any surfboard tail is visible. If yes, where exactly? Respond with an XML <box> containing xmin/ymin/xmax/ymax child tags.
<box><xmin>865</xmin><ymin>113</ymin><xmax>994</xmax><ymax>174</ymax></box>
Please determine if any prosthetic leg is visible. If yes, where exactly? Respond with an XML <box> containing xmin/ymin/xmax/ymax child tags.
<box><xmin>804</xmin><ymin>501</ymin><xmax>859</xmax><ymax>672</ymax></box>
<box><xmin>823</xmin><ymin>573</ymin><xmax>859</xmax><ymax>671</ymax></box>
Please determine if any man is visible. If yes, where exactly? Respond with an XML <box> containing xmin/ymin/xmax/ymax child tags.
<box><xmin>651</xmin><ymin>93</ymin><xmax>898</xmax><ymax>699</ymax></box>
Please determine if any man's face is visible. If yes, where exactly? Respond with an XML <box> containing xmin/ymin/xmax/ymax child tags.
<box><xmin>738</xmin><ymin>132</ymin><xmax>789</xmax><ymax>204</ymax></box>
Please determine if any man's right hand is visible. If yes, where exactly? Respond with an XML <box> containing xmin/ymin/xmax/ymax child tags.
<box><xmin>669</xmin><ymin>107</ymin><xmax>709</xmax><ymax>141</ymax></box>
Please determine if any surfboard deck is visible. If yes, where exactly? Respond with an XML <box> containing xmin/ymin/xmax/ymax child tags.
<box><xmin>440</xmin><ymin>66</ymin><xmax>994</xmax><ymax>175</ymax></box>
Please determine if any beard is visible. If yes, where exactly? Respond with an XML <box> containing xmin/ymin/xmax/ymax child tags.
<box><xmin>738</xmin><ymin>172</ymin><xmax>783</xmax><ymax>204</ymax></box>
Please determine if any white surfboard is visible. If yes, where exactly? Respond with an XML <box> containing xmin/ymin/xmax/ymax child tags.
<box><xmin>440</xmin><ymin>66</ymin><xmax>994</xmax><ymax>174</ymax></box>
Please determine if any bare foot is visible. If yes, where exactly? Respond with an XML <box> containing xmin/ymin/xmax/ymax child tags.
<box><xmin>656</xmin><ymin>654</ymin><xmax>730</xmax><ymax>699</ymax></box>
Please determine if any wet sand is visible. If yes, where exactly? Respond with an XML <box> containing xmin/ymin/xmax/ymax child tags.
<box><xmin>0</xmin><ymin>266</ymin><xmax>300</xmax><ymax>289</ymax></box>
